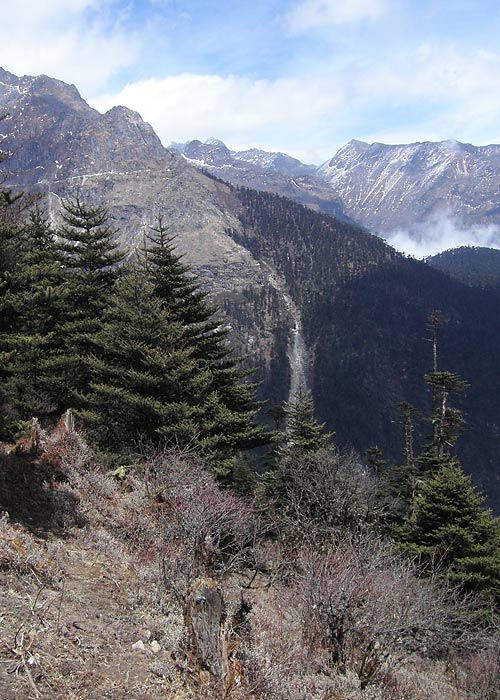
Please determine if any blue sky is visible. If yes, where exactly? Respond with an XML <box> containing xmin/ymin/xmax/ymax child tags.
<box><xmin>2</xmin><ymin>0</ymin><xmax>500</xmax><ymax>162</ymax></box>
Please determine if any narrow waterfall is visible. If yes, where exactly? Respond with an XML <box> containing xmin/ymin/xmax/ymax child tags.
<box><xmin>287</xmin><ymin>307</ymin><xmax>307</xmax><ymax>401</ymax></box>
<box><xmin>260</xmin><ymin>262</ymin><xmax>308</xmax><ymax>403</ymax></box>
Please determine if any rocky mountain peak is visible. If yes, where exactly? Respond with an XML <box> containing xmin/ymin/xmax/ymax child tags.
<box><xmin>318</xmin><ymin>137</ymin><xmax>500</xmax><ymax>241</ymax></box>
<box><xmin>176</xmin><ymin>138</ymin><xmax>233</xmax><ymax>166</ymax></box>
<box><xmin>205</xmin><ymin>136</ymin><xmax>227</xmax><ymax>147</ymax></box>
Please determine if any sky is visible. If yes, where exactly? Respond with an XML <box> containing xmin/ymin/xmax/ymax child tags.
<box><xmin>2</xmin><ymin>0</ymin><xmax>500</xmax><ymax>164</ymax></box>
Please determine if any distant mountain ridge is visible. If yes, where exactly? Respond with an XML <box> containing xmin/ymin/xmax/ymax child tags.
<box><xmin>172</xmin><ymin>136</ymin><xmax>500</xmax><ymax>250</ymax></box>
<box><xmin>318</xmin><ymin>138</ymin><xmax>500</xmax><ymax>243</ymax></box>
<box><xmin>169</xmin><ymin>138</ymin><xmax>348</xmax><ymax>220</ymax></box>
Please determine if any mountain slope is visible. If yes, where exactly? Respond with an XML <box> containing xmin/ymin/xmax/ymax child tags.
<box><xmin>224</xmin><ymin>187</ymin><xmax>500</xmax><ymax>509</ymax></box>
<box><xmin>426</xmin><ymin>246</ymin><xmax>500</xmax><ymax>288</ymax></box>
<box><xmin>319</xmin><ymin>139</ymin><xmax>500</xmax><ymax>242</ymax></box>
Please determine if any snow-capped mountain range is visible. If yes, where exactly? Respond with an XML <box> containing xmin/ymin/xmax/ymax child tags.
<box><xmin>319</xmin><ymin>139</ymin><xmax>500</xmax><ymax>243</ymax></box>
<box><xmin>173</xmin><ymin>136</ymin><xmax>500</xmax><ymax>251</ymax></box>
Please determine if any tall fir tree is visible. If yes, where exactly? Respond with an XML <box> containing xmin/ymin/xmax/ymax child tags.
<box><xmin>398</xmin><ymin>462</ymin><xmax>500</xmax><ymax>604</ymax></box>
<box><xmin>0</xmin><ymin>194</ymin><xmax>20</xmax><ymax>438</ymax></box>
<box><xmin>141</xmin><ymin>218</ymin><xmax>268</xmax><ymax>478</ymax></box>
<box><xmin>265</xmin><ymin>389</ymin><xmax>332</xmax><ymax>506</ymax></box>
<box><xmin>0</xmin><ymin>163</ymin><xmax>29</xmax><ymax>438</ymax></box>
<box><xmin>78</xmin><ymin>266</ymin><xmax>210</xmax><ymax>457</ymax></box>
<box><xmin>6</xmin><ymin>208</ymin><xmax>67</xmax><ymax>421</ymax></box>
<box><xmin>45</xmin><ymin>197</ymin><xmax>125</xmax><ymax>412</ymax></box>
<box><xmin>277</xmin><ymin>389</ymin><xmax>331</xmax><ymax>457</ymax></box>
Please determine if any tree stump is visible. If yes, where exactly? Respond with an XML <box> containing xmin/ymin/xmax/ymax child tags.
<box><xmin>185</xmin><ymin>577</ymin><xmax>227</xmax><ymax>681</ymax></box>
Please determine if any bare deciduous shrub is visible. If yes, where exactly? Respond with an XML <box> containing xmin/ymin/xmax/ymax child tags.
<box><xmin>294</xmin><ymin>534</ymin><xmax>464</xmax><ymax>688</ymax></box>
<box><xmin>0</xmin><ymin>514</ymin><xmax>63</xmax><ymax>583</ymax></box>
<box><xmin>273</xmin><ymin>447</ymin><xmax>382</xmax><ymax>533</ymax></box>
<box><xmin>42</xmin><ymin>427</ymin><xmax>91</xmax><ymax>476</ymax></box>
<box><xmin>136</xmin><ymin>449</ymin><xmax>259</xmax><ymax>599</ymax></box>
<box><xmin>241</xmin><ymin>587</ymin><xmax>312</xmax><ymax>700</ymax></box>
<box><xmin>450</xmin><ymin>638</ymin><xmax>500</xmax><ymax>700</ymax></box>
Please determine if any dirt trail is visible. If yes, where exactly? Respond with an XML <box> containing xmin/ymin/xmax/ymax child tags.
<box><xmin>0</xmin><ymin>536</ymin><xmax>175</xmax><ymax>700</ymax></box>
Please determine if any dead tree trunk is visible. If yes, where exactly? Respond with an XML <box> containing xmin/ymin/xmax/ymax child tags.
<box><xmin>184</xmin><ymin>578</ymin><xmax>228</xmax><ymax>682</ymax></box>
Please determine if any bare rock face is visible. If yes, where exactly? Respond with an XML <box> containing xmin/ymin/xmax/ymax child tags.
<box><xmin>318</xmin><ymin>139</ymin><xmax>500</xmax><ymax>242</ymax></box>
<box><xmin>0</xmin><ymin>69</ymin><xmax>257</xmax><ymax>282</ymax></box>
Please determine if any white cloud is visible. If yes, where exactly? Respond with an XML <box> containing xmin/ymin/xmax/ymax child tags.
<box><xmin>355</xmin><ymin>44</ymin><xmax>500</xmax><ymax>148</ymax></box>
<box><xmin>0</xmin><ymin>1</ymin><xmax>141</xmax><ymax>93</ymax></box>
<box><xmin>87</xmin><ymin>40</ymin><xmax>500</xmax><ymax>163</ymax></box>
<box><xmin>90</xmin><ymin>72</ymin><xmax>346</xmax><ymax>158</ymax></box>
<box><xmin>387</xmin><ymin>211</ymin><xmax>500</xmax><ymax>259</ymax></box>
<box><xmin>287</xmin><ymin>0</ymin><xmax>388</xmax><ymax>32</ymax></box>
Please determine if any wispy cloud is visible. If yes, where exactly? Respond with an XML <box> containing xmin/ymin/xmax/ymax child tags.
<box><xmin>88</xmin><ymin>40</ymin><xmax>500</xmax><ymax>162</ymax></box>
<box><xmin>287</xmin><ymin>0</ymin><xmax>389</xmax><ymax>32</ymax></box>
<box><xmin>0</xmin><ymin>1</ymin><xmax>141</xmax><ymax>93</ymax></box>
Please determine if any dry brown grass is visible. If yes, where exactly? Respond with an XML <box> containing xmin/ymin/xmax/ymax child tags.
<box><xmin>1</xmin><ymin>427</ymin><xmax>499</xmax><ymax>699</ymax></box>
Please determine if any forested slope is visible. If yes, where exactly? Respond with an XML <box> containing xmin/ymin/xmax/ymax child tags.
<box><xmin>229</xmin><ymin>186</ymin><xmax>500</xmax><ymax>509</ymax></box>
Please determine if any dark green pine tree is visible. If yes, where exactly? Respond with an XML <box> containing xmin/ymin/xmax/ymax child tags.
<box><xmin>0</xmin><ymin>177</ymin><xmax>27</xmax><ymax>438</ymax></box>
<box><xmin>265</xmin><ymin>389</ymin><xmax>332</xmax><ymax>505</ymax></box>
<box><xmin>141</xmin><ymin>218</ymin><xmax>268</xmax><ymax>479</ymax></box>
<box><xmin>399</xmin><ymin>462</ymin><xmax>500</xmax><ymax>604</ymax></box>
<box><xmin>391</xmin><ymin>312</ymin><xmax>468</xmax><ymax>509</ymax></box>
<box><xmin>6</xmin><ymin>208</ymin><xmax>68</xmax><ymax>421</ymax></box>
<box><xmin>277</xmin><ymin>389</ymin><xmax>331</xmax><ymax>457</ymax></box>
<box><xmin>142</xmin><ymin>217</ymin><xmax>220</xmax><ymax>331</ymax></box>
<box><xmin>79</xmin><ymin>266</ymin><xmax>210</xmax><ymax>457</ymax></box>
<box><xmin>0</xmin><ymin>210</ymin><xmax>18</xmax><ymax>438</ymax></box>
<box><xmin>45</xmin><ymin>197</ymin><xmax>125</xmax><ymax>412</ymax></box>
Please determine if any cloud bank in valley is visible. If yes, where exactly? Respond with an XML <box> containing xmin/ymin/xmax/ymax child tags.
<box><xmin>387</xmin><ymin>211</ymin><xmax>500</xmax><ymax>259</ymax></box>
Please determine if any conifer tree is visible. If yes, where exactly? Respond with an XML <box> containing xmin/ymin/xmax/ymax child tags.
<box><xmin>277</xmin><ymin>389</ymin><xmax>331</xmax><ymax>457</ymax></box>
<box><xmin>79</xmin><ymin>266</ymin><xmax>210</xmax><ymax>456</ymax></box>
<box><xmin>45</xmin><ymin>197</ymin><xmax>125</xmax><ymax>412</ymax></box>
<box><xmin>399</xmin><ymin>462</ymin><xmax>500</xmax><ymax>603</ymax></box>
<box><xmin>6</xmin><ymin>208</ymin><xmax>67</xmax><ymax>420</ymax></box>
<box><xmin>265</xmin><ymin>390</ymin><xmax>332</xmax><ymax>506</ymax></box>
<box><xmin>141</xmin><ymin>218</ymin><xmax>268</xmax><ymax>478</ymax></box>
<box><xmin>0</xmin><ymin>169</ymin><xmax>27</xmax><ymax>438</ymax></box>
<box><xmin>0</xmin><ymin>201</ymin><xmax>19</xmax><ymax>438</ymax></box>
<box><xmin>417</xmin><ymin>371</ymin><xmax>468</xmax><ymax>474</ymax></box>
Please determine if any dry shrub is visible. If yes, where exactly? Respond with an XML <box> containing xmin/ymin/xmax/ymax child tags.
<box><xmin>271</xmin><ymin>447</ymin><xmax>382</xmax><ymax>533</ymax></box>
<box><xmin>41</xmin><ymin>426</ymin><xmax>91</xmax><ymax>476</ymax></box>
<box><xmin>0</xmin><ymin>514</ymin><xmax>62</xmax><ymax>583</ymax></box>
<box><xmin>450</xmin><ymin>640</ymin><xmax>500</xmax><ymax>700</ymax></box>
<box><xmin>241</xmin><ymin>587</ymin><xmax>311</xmax><ymax>700</ymax></box>
<box><xmin>293</xmin><ymin>534</ymin><xmax>461</xmax><ymax>688</ymax></box>
<box><xmin>375</xmin><ymin>659</ymin><xmax>460</xmax><ymax>700</ymax></box>
<box><xmin>137</xmin><ymin>449</ymin><xmax>259</xmax><ymax>599</ymax></box>
<box><xmin>241</xmin><ymin>586</ymin><xmax>366</xmax><ymax>700</ymax></box>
